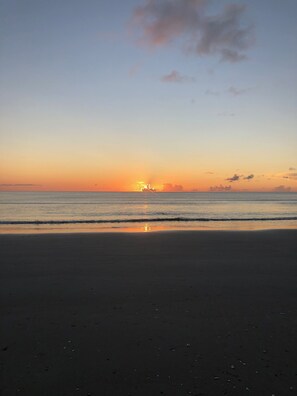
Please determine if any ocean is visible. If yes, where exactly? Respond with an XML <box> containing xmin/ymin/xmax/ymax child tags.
<box><xmin>0</xmin><ymin>191</ymin><xmax>297</xmax><ymax>233</ymax></box>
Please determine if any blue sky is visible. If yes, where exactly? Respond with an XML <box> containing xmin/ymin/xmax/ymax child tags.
<box><xmin>1</xmin><ymin>0</ymin><xmax>297</xmax><ymax>191</ymax></box>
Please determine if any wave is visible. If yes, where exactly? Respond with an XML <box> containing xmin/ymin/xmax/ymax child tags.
<box><xmin>1</xmin><ymin>217</ymin><xmax>297</xmax><ymax>225</ymax></box>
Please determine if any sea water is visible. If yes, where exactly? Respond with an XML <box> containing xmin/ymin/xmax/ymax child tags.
<box><xmin>0</xmin><ymin>191</ymin><xmax>296</xmax><ymax>233</ymax></box>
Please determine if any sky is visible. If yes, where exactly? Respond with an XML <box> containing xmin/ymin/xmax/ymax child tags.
<box><xmin>0</xmin><ymin>0</ymin><xmax>297</xmax><ymax>192</ymax></box>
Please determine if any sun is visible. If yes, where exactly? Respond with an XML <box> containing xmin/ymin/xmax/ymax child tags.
<box><xmin>136</xmin><ymin>181</ymin><xmax>156</xmax><ymax>192</ymax></box>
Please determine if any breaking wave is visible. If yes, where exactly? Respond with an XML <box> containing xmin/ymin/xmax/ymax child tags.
<box><xmin>1</xmin><ymin>217</ymin><xmax>297</xmax><ymax>225</ymax></box>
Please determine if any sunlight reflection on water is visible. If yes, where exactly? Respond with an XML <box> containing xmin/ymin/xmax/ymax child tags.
<box><xmin>0</xmin><ymin>192</ymin><xmax>296</xmax><ymax>233</ymax></box>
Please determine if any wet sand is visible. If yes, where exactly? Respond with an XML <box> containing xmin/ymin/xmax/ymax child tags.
<box><xmin>1</xmin><ymin>230</ymin><xmax>297</xmax><ymax>395</ymax></box>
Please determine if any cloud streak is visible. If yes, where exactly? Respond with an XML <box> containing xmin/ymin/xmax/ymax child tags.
<box><xmin>210</xmin><ymin>185</ymin><xmax>231</xmax><ymax>192</ymax></box>
<box><xmin>228</xmin><ymin>86</ymin><xmax>248</xmax><ymax>96</ymax></box>
<box><xmin>226</xmin><ymin>174</ymin><xmax>240</xmax><ymax>182</ymax></box>
<box><xmin>161</xmin><ymin>70</ymin><xmax>195</xmax><ymax>83</ymax></box>
<box><xmin>282</xmin><ymin>172</ymin><xmax>297</xmax><ymax>180</ymax></box>
<box><xmin>162</xmin><ymin>183</ymin><xmax>183</xmax><ymax>192</ymax></box>
<box><xmin>133</xmin><ymin>0</ymin><xmax>253</xmax><ymax>62</ymax></box>
<box><xmin>205</xmin><ymin>89</ymin><xmax>220</xmax><ymax>96</ymax></box>
<box><xmin>226</xmin><ymin>173</ymin><xmax>255</xmax><ymax>182</ymax></box>
<box><xmin>217</xmin><ymin>112</ymin><xmax>235</xmax><ymax>117</ymax></box>
<box><xmin>287</xmin><ymin>172</ymin><xmax>297</xmax><ymax>180</ymax></box>
<box><xmin>0</xmin><ymin>184</ymin><xmax>41</xmax><ymax>187</ymax></box>
<box><xmin>274</xmin><ymin>185</ymin><xmax>291</xmax><ymax>192</ymax></box>
<box><xmin>243</xmin><ymin>174</ymin><xmax>254</xmax><ymax>180</ymax></box>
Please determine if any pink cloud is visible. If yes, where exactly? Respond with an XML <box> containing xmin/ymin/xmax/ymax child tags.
<box><xmin>161</xmin><ymin>70</ymin><xmax>195</xmax><ymax>83</ymax></box>
<box><xmin>132</xmin><ymin>0</ymin><xmax>253</xmax><ymax>62</ymax></box>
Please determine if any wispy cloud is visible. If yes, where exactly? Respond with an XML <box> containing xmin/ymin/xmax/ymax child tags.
<box><xmin>0</xmin><ymin>184</ymin><xmax>41</xmax><ymax>187</ymax></box>
<box><xmin>205</xmin><ymin>86</ymin><xmax>249</xmax><ymax>96</ymax></box>
<box><xmin>161</xmin><ymin>70</ymin><xmax>195</xmax><ymax>83</ymax></box>
<box><xmin>132</xmin><ymin>0</ymin><xmax>253</xmax><ymax>63</ymax></box>
<box><xmin>226</xmin><ymin>173</ymin><xmax>255</xmax><ymax>182</ymax></box>
<box><xmin>226</xmin><ymin>174</ymin><xmax>240</xmax><ymax>182</ymax></box>
<box><xmin>217</xmin><ymin>112</ymin><xmax>235</xmax><ymax>117</ymax></box>
<box><xmin>287</xmin><ymin>173</ymin><xmax>297</xmax><ymax>180</ymax></box>
<box><xmin>210</xmin><ymin>185</ymin><xmax>231</xmax><ymax>192</ymax></box>
<box><xmin>282</xmin><ymin>172</ymin><xmax>297</xmax><ymax>180</ymax></box>
<box><xmin>205</xmin><ymin>89</ymin><xmax>220</xmax><ymax>96</ymax></box>
<box><xmin>228</xmin><ymin>86</ymin><xmax>248</xmax><ymax>96</ymax></box>
<box><xmin>289</xmin><ymin>167</ymin><xmax>296</xmax><ymax>171</ymax></box>
<box><xmin>274</xmin><ymin>185</ymin><xmax>291</xmax><ymax>192</ymax></box>
<box><xmin>162</xmin><ymin>183</ymin><xmax>183</xmax><ymax>192</ymax></box>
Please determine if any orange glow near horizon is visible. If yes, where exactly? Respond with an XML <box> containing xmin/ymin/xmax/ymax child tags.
<box><xmin>1</xmin><ymin>136</ymin><xmax>296</xmax><ymax>192</ymax></box>
<box><xmin>0</xmin><ymin>153</ymin><xmax>296</xmax><ymax>192</ymax></box>
<box><xmin>0</xmin><ymin>172</ymin><xmax>296</xmax><ymax>193</ymax></box>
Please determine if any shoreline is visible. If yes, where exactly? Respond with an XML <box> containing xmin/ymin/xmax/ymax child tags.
<box><xmin>1</xmin><ymin>227</ymin><xmax>297</xmax><ymax>236</ymax></box>
<box><xmin>1</xmin><ymin>220</ymin><xmax>297</xmax><ymax>235</ymax></box>
<box><xmin>1</xmin><ymin>230</ymin><xmax>297</xmax><ymax>395</ymax></box>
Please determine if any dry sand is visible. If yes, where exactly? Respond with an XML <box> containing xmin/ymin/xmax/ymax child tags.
<box><xmin>1</xmin><ymin>230</ymin><xmax>297</xmax><ymax>395</ymax></box>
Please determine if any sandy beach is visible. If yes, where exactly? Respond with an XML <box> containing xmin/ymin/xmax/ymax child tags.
<box><xmin>1</xmin><ymin>230</ymin><xmax>297</xmax><ymax>395</ymax></box>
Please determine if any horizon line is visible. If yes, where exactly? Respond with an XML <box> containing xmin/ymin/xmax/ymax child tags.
<box><xmin>0</xmin><ymin>190</ymin><xmax>295</xmax><ymax>194</ymax></box>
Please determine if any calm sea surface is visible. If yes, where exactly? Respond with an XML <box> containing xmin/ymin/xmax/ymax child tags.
<box><xmin>0</xmin><ymin>192</ymin><xmax>296</xmax><ymax>233</ymax></box>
